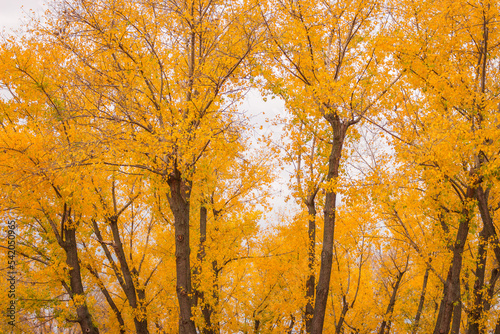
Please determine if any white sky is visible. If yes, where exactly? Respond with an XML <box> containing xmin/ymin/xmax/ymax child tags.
<box><xmin>0</xmin><ymin>0</ymin><xmax>45</xmax><ymax>31</ymax></box>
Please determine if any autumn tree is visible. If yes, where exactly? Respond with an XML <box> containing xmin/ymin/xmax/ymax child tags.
<box><xmin>260</xmin><ymin>0</ymin><xmax>400</xmax><ymax>331</ymax></box>
<box><xmin>0</xmin><ymin>34</ymin><xmax>102</xmax><ymax>333</ymax></box>
<box><xmin>382</xmin><ymin>0</ymin><xmax>500</xmax><ymax>332</ymax></box>
<box><xmin>6</xmin><ymin>0</ymin><xmax>500</xmax><ymax>332</ymax></box>
<box><xmin>32</xmin><ymin>0</ymin><xmax>265</xmax><ymax>332</ymax></box>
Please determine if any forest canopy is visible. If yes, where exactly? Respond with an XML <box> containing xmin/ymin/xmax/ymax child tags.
<box><xmin>1</xmin><ymin>0</ymin><xmax>500</xmax><ymax>333</ymax></box>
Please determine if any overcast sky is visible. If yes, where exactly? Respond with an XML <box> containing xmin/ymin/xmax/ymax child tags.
<box><xmin>0</xmin><ymin>0</ymin><xmax>45</xmax><ymax>31</ymax></box>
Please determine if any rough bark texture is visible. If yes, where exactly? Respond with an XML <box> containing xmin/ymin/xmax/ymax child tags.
<box><xmin>167</xmin><ymin>170</ymin><xmax>197</xmax><ymax>334</ymax></box>
<box><xmin>311</xmin><ymin>114</ymin><xmax>347</xmax><ymax>334</ymax></box>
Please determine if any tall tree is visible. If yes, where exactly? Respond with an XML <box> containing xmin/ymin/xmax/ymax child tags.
<box><xmin>0</xmin><ymin>35</ymin><xmax>101</xmax><ymax>333</ymax></box>
<box><xmin>39</xmin><ymin>0</ymin><xmax>263</xmax><ymax>332</ymax></box>
<box><xmin>261</xmin><ymin>0</ymin><xmax>399</xmax><ymax>331</ymax></box>
<box><xmin>385</xmin><ymin>0</ymin><xmax>500</xmax><ymax>332</ymax></box>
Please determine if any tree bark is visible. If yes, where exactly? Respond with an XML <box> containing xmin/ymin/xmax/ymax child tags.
<box><xmin>311</xmin><ymin>114</ymin><xmax>347</xmax><ymax>334</ymax></box>
<box><xmin>412</xmin><ymin>264</ymin><xmax>430</xmax><ymax>334</ymax></box>
<box><xmin>109</xmin><ymin>216</ymin><xmax>149</xmax><ymax>334</ymax></box>
<box><xmin>433</xmin><ymin>187</ymin><xmax>473</xmax><ymax>334</ymax></box>
<box><xmin>305</xmin><ymin>198</ymin><xmax>316</xmax><ymax>334</ymax></box>
<box><xmin>61</xmin><ymin>215</ymin><xmax>100</xmax><ymax>334</ymax></box>
<box><xmin>378</xmin><ymin>270</ymin><xmax>406</xmax><ymax>334</ymax></box>
<box><xmin>194</xmin><ymin>204</ymin><xmax>218</xmax><ymax>334</ymax></box>
<box><xmin>167</xmin><ymin>170</ymin><xmax>197</xmax><ymax>334</ymax></box>
<box><xmin>476</xmin><ymin>186</ymin><xmax>500</xmax><ymax>269</ymax></box>
<box><xmin>466</xmin><ymin>225</ymin><xmax>489</xmax><ymax>334</ymax></box>
<box><xmin>335</xmin><ymin>295</ymin><xmax>349</xmax><ymax>334</ymax></box>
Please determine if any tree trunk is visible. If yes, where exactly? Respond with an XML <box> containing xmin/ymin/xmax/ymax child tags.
<box><xmin>305</xmin><ymin>199</ymin><xmax>316</xmax><ymax>334</ymax></box>
<box><xmin>450</xmin><ymin>292</ymin><xmax>462</xmax><ymax>334</ymax></box>
<box><xmin>311</xmin><ymin>115</ymin><xmax>347</xmax><ymax>334</ymax></box>
<box><xmin>109</xmin><ymin>216</ymin><xmax>149</xmax><ymax>334</ymax></box>
<box><xmin>167</xmin><ymin>170</ymin><xmax>197</xmax><ymax>334</ymax></box>
<box><xmin>476</xmin><ymin>186</ymin><xmax>500</xmax><ymax>267</ymax></box>
<box><xmin>194</xmin><ymin>204</ymin><xmax>217</xmax><ymax>334</ymax></box>
<box><xmin>335</xmin><ymin>295</ymin><xmax>349</xmax><ymax>334</ymax></box>
<box><xmin>412</xmin><ymin>264</ymin><xmax>430</xmax><ymax>334</ymax></box>
<box><xmin>62</xmin><ymin>224</ymin><xmax>100</xmax><ymax>334</ymax></box>
<box><xmin>379</xmin><ymin>270</ymin><xmax>405</xmax><ymax>334</ymax></box>
<box><xmin>466</xmin><ymin>226</ymin><xmax>489</xmax><ymax>334</ymax></box>
<box><xmin>433</xmin><ymin>187</ymin><xmax>473</xmax><ymax>334</ymax></box>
